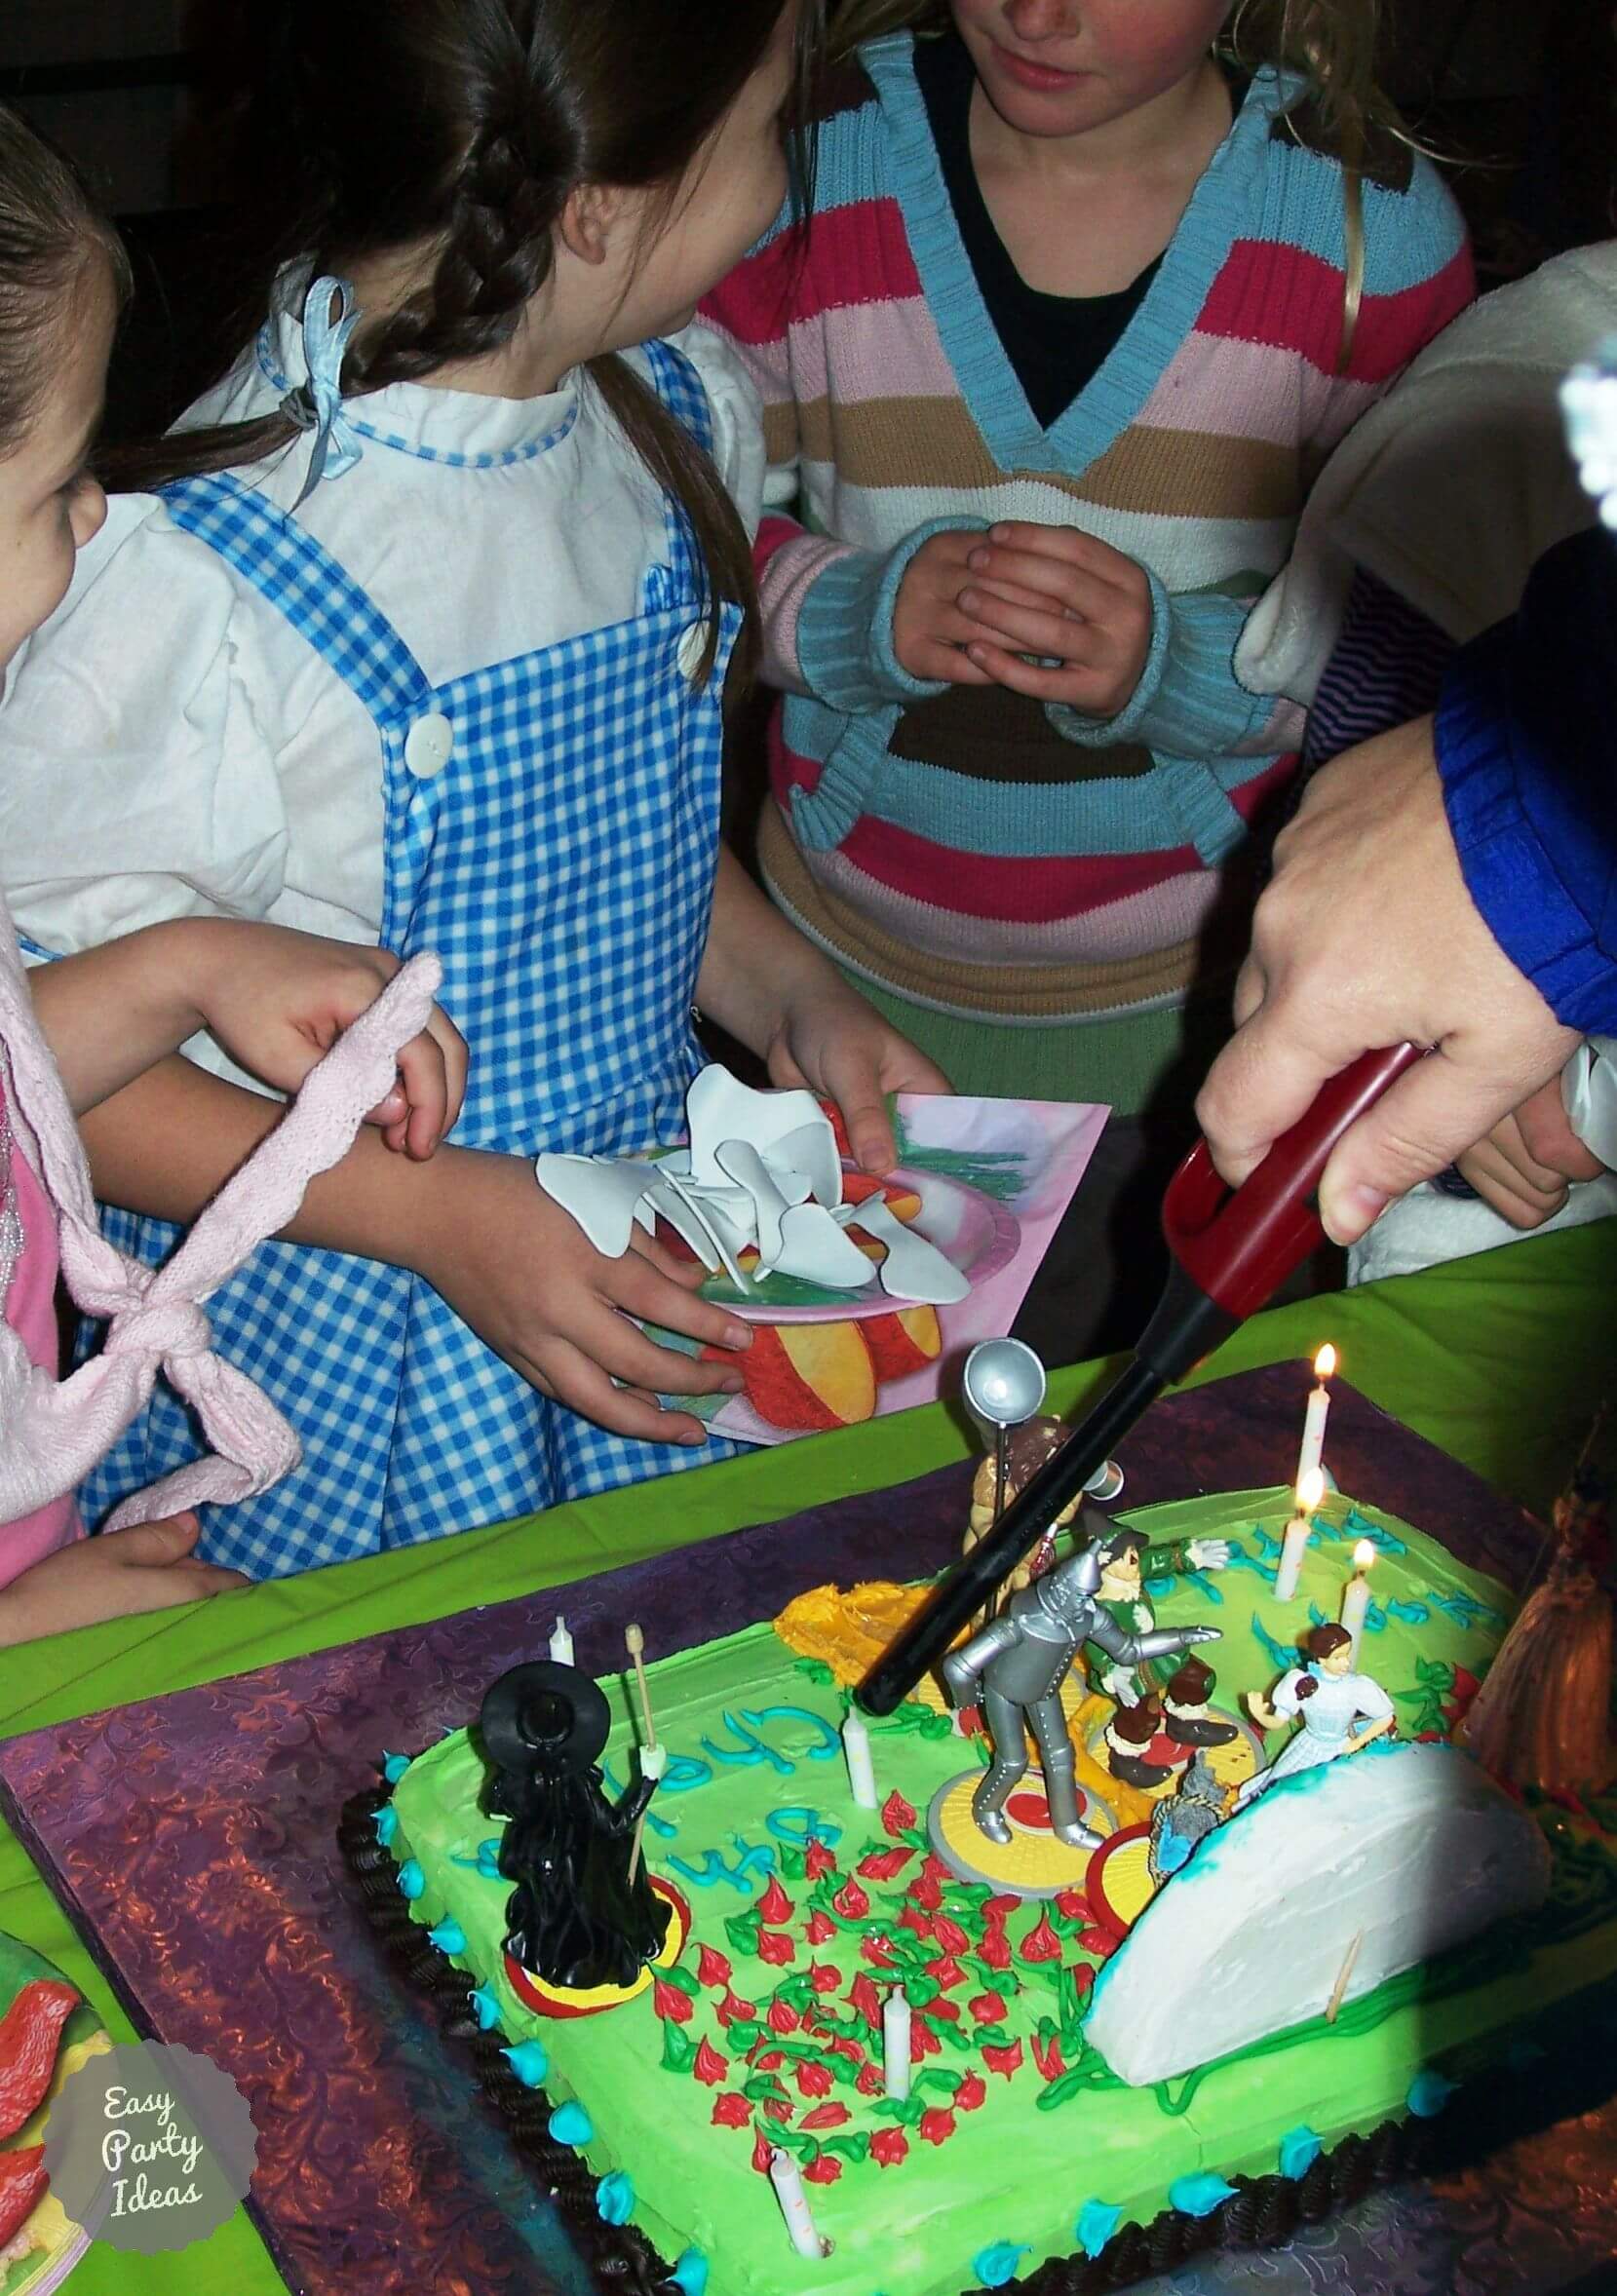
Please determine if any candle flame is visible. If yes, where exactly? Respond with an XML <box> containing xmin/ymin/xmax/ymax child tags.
<box><xmin>1296</xmin><ymin>1466</ymin><xmax>1326</xmax><ymax>1514</ymax></box>
<box><xmin>1353</xmin><ymin>1538</ymin><xmax>1376</xmax><ymax>1571</ymax></box>
<box><xmin>1314</xmin><ymin>1344</ymin><xmax>1337</xmax><ymax>1379</ymax></box>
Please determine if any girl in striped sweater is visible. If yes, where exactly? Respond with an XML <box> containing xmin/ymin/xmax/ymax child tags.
<box><xmin>704</xmin><ymin>0</ymin><xmax>1472</xmax><ymax>1354</ymax></box>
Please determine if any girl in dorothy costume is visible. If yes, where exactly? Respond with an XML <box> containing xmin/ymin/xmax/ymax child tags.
<box><xmin>1238</xmin><ymin>1622</ymin><xmax>1396</xmax><ymax>1805</ymax></box>
<box><xmin>0</xmin><ymin>0</ymin><xmax>946</xmax><ymax>1579</ymax></box>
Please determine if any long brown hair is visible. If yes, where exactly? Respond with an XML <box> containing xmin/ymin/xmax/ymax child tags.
<box><xmin>828</xmin><ymin>0</ymin><xmax>1408</xmax><ymax>181</ymax></box>
<box><xmin>109</xmin><ymin>0</ymin><xmax>824</xmax><ymax>687</ymax></box>
<box><xmin>0</xmin><ymin>105</ymin><xmax>131</xmax><ymax>455</ymax></box>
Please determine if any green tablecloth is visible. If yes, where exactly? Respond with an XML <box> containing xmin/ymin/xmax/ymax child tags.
<box><xmin>3</xmin><ymin>1219</ymin><xmax>1611</xmax><ymax>2295</ymax></box>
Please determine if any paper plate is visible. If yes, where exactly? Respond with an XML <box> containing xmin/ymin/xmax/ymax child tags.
<box><xmin>694</xmin><ymin>1166</ymin><xmax>1020</xmax><ymax>1323</ymax></box>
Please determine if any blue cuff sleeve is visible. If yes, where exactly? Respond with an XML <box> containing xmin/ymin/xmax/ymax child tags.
<box><xmin>1436</xmin><ymin>529</ymin><xmax>1617</xmax><ymax>1037</ymax></box>
<box><xmin>1045</xmin><ymin>575</ymin><xmax>1278</xmax><ymax>757</ymax></box>
<box><xmin>794</xmin><ymin>517</ymin><xmax>988</xmax><ymax>713</ymax></box>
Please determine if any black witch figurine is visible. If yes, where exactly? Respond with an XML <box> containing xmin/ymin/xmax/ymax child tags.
<box><xmin>481</xmin><ymin>1660</ymin><xmax>670</xmax><ymax>1993</ymax></box>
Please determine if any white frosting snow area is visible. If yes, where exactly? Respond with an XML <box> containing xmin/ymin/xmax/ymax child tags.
<box><xmin>535</xmin><ymin>1067</ymin><xmax>970</xmax><ymax>1304</ymax></box>
<box><xmin>1084</xmin><ymin>1742</ymin><xmax>1552</xmax><ymax>2086</ymax></box>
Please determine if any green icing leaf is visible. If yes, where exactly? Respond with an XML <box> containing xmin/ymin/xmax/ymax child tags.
<box><xmin>778</xmin><ymin>1848</ymin><xmax>808</xmax><ymax>1881</ymax></box>
<box><xmin>658</xmin><ymin>1963</ymin><xmax>701</xmax><ymax>1999</ymax></box>
<box><xmin>792</xmin><ymin>1657</ymin><xmax>837</xmax><ymax>1685</ymax></box>
<box><xmin>1035</xmin><ymin>2066</ymin><xmax>1096</xmax><ymax>2112</ymax></box>
<box><xmin>724</xmin><ymin>1910</ymin><xmax>762</xmax><ymax>1957</ymax></box>
<box><xmin>660</xmin><ymin>2020</ymin><xmax>696</xmax><ymax>2076</ymax></box>
<box><xmin>742</xmin><ymin>2074</ymin><xmax>789</xmax><ymax>2101</ymax></box>
<box><xmin>912</xmin><ymin>2068</ymin><xmax>961</xmax><ymax>2098</ymax></box>
<box><xmin>822</xmin><ymin>2133</ymin><xmax>871</xmax><ymax>2163</ymax></box>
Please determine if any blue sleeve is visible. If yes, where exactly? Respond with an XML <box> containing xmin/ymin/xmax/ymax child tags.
<box><xmin>1435</xmin><ymin>527</ymin><xmax>1617</xmax><ymax>1035</ymax></box>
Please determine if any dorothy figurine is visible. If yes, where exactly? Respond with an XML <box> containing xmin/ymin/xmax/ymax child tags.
<box><xmin>1237</xmin><ymin>1624</ymin><xmax>1396</xmax><ymax>1807</ymax></box>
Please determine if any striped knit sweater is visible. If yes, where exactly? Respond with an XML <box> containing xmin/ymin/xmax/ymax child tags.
<box><xmin>703</xmin><ymin>37</ymin><xmax>1473</xmax><ymax>1031</ymax></box>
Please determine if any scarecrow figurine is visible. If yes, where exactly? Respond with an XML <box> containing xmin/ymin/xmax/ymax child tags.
<box><xmin>1082</xmin><ymin>1520</ymin><xmax>1234</xmax><ymax>1717</ymax></box>
<box><xmin>481</xmin><ymin>1659</ymin><xmax>669</xmax><ymax>1993</ymax></box>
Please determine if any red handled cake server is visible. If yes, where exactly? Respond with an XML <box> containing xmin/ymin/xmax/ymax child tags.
<box><xmin>856</xmin><ymin>1042</ymin><xmax>1424</xmax><ymax>1716</ymax></box>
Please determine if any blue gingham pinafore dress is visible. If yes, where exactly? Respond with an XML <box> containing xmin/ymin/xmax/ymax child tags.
<box><xmin>81</xmin><ymin>342</ymin><xmax>742</xmax><ymax>1577</ymax></box>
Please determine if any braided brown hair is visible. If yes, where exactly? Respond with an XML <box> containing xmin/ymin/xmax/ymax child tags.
<box><xmin>110</xmin><ymin>0</ymin><xmax>824</xmax><ymax>688</ymax></box>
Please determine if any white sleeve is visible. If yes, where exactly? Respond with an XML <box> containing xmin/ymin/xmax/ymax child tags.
<box><xmin>1270</xmin><ymin>1670</ymin><xmax>1308</xmax><ymax>1720</ymax></box>
<box><xmin>0</xmin><ymin>494</ymin><xmax>289</xmax><ymax>958</ymax></box>
<box><xmin>671</xmin><ymin>319</ymin><xmax>768</xmax><ymax>543</ymax></box>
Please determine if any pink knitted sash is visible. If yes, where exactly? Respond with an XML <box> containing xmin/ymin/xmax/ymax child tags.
<box><xmin>0</xmin><ymin>899</ymin><xmax>443</xmax><ymax>1531</ymax></box>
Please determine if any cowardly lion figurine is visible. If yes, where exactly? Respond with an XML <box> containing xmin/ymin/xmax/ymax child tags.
<box><xmin>943</xmin><ymin>1543</ymin><xmax>1219</xmax><ymax>1852</ymax></box>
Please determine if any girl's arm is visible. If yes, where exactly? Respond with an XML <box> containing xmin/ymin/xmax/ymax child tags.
<box><xmin>694</xmin><ymin>846</ymin><xmax>949</xmax><ymax>1173</ymax></box>
<box><xmin>32</xmin><ymin>918</ymin><xmax>464</xmax><ymax>1153</ymax></box>
<box><xmin>76</xmin><ymin>1057</ymin><xmax>757</xmax><ymax>1444</ymax></box>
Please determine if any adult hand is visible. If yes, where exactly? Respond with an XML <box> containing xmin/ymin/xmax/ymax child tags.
<box><xmin>891</xmin><ymin>530</ymin><xmax>1000</xmax><ymax>685</ymax></box>
<box><xmin>195</xmin><ymin>923</ymin><xmax>469</xmax><ymax>1161</ymax></box>
<box><xmin>763</xmin><ymin>972</ymin><xmax>951</xmax><ymax>1175</ymax></box>
<box><xmin>1196</xmin><ymin>719</ymin><xmax>1580</xmax><ymax>1244</ymax></box>
<box><xmin>0</xmin><ymin>1513</ymin><xmax>247</xmax><ymax>1647</ymax></box>
<box><xmin>956</xmin><ymin>521</ymin><xmax>1154</xmax><ymax>718</ymax></box>
<box><xmin>411</xmin><ymin>1150</ymin><xmax>754</xmax><ymax>1446</ymax></box>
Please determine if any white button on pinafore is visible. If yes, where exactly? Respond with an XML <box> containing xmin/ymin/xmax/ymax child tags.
<box><xmin>404</xmin><ymin>711</ymin><xmax>455</xmax><ymax>779</ymax></box>
<box><xmin>675</xmin><ymin>622</ymin><xmax>711</xmax><ymax>681</ymax></box>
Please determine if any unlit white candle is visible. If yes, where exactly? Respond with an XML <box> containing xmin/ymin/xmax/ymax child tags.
<box><xmin>1273</xmin><ymin>1513</ymin><xmax>1310</xmax><ymax>1603</ymax></box>
<box><xmin>548</xmin><ymin>1615</ymin><xmax>575</xmax><ymax>1665</ymax></box>
<box><xmin>1340</xmin><ymin>1539</ymin><xmax>1376</xmax><ymax>1662</ymax></box>
<box><xmin>769</xmin><ymin>2146</ymin><xmax>828</xmax><ymax>2259</ymax></box>
<box><xmin>1294</xmin><ymin>1345</ymin><xmax>1336</xmax><ymax>1490</ymax></box>
<box><xmin>842</xmin><ymin>1708</ymin><xmax>878</xmax><ymax>1809</ymax></box>
<box><xmin>882</xmin><ymin>1987</ymin><xmax>912</xmax><ymax>2099</ymax></box>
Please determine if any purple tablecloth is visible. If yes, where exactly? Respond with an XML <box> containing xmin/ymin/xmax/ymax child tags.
<box><xmin>1</xmin><ymin>1365</ymin><xmax>1612</xmax><ymax>2296</ymax></box>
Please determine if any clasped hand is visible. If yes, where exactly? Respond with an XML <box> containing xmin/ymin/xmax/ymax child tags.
<box><xmin>893</xmin><ymin>520</ymin><xmax>1153</xmax><ymax>719</ymax></box>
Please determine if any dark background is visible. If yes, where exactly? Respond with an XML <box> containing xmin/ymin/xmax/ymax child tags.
<box><xmin>1</xmin><ymin>0</ymin><xmax>1613</xmax><ymax>447</ymax></box>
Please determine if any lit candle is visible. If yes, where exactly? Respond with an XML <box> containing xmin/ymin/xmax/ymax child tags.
<box><xmin>841</xmin><ymin>1707</ymin><xmax>878</xmax><ymax>1810</ymax></box>
<box><xmin>1294</xmin><ymin>1345</ymin><xmax>1336</xmax><ymax>1491</ymax></box>
<box><xmin>1274</xmin><ymin>1467</ymin><xmax>1325</xmax><ymax>1602</ymax></box>
<box><xmin>882</xmin><ymin>1986</ymin><xmax>912</xmax><ymax>2099</ymax></box>
<box><xmin>769</xmin><ymin>2145</ymin><xmax>831</xmax><ymax>2259</ymax></box>
<box><xmin>1340</xmin><ymin>1538</ymin><xmax>1376</xmax><ymax>1661</ymax></box>
<box><xmin>548</xmin><ymin>1615</ymin><xmax>575</xmax><ymax>1665</ymax></box>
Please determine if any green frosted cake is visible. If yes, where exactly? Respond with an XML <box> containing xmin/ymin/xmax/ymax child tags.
<box><xmin>356</xmin><ymin>1486</ymin><xmax>1617</xmax><ymax>2296</ymax></box>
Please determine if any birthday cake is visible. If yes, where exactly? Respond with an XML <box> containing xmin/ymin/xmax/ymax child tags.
<box><xmin>345</xmin><ymin>1483</ymin><xmax>1617</xmax><ymax>2296</ymax></box>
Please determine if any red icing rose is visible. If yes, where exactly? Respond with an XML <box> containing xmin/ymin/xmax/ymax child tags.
<box><xmin>795</xmin><ymin>2059</ymin><xmax>833</xmax><ymax>2100</ymax></box>
<box><xmin>923</xmin><ymin>1995</ymin><xmax>959</xmax><ymax>2023</ymax></box>
<box><xmin>968</xmin><ymin>1991</ymin><xmax>1008</xmax><ymax>2024</ymax></box>
<box><xmin>808</xmin><ymin>1963</ymin><xmax>841</xmax><ymax>1994</ymax></box>
<box><xmin>848</xmin><ymin>1973</ymin><xmax>883</xmax><ymax>2026</ymax></box>
<box><xmin>930</xmin><ymin>1914</ymin><xmax>971</xmax><ymax>1956</ymax></box>
<box><xmin>751</xmin><ymin>2129</ymin><xmax>773</xmax><ymax>2175</ymax></box>
<box><xmin>855</xmin><ymin>2063</ymin><xmax>884</xmax><ymax>2096</ymax></box>
<box><xmin>761</xmin><ymin>2094</ymin><xmax>793</xmax><ymax>2123</ymax></box>
<box><xmin>1056</xmin><ymin>1891</ymin><xmax>1091</xmax><ymax>1922</ymax></box>
<box><xmin>805</xmin><ymin>1910</ymin><xmax>836</xmax><ymax>1945</ymax></box>
<box><xmin>715</xmin><ymin>1989</ymin><xmax>756</xmax><ymax>2026</ymax></box>
<box><xmin>881</xmin><ymin>1789</ymin><xmax>918</xmax><ymax>1838</ymax></box>
<box><xmin>858</xmin><ymin>1848</ymin><xmax>913</xmax><ymax>1882</ymax></box>
<box><xmin>978</xmin><ymin>1931</ymin><xmax>1013</xmax><ymax>1971</ymax></box>
<box><xmin>859</xmin><ymin>1933</ymin><xmax>899</xmax><ymax>1969</ymax></box>
<box><xmin>693</xmin><ymin>2039</ymin><xmax>729</xmax><ymax>2087</ymax></box>
<box><xmin>831</xmin><ymin>1878</ymin><xmax>870</xmax><ymax>1920</ymax></box>
<box><xmin>953</xmin><ymin>2071</ymin><xmax>987</xmax><ymax>2113</ymax></box>
<box><xmin>752</xmin><ymin>2048</ymin><xmax>785</xmax><ymax>2072</ymax></box>
<box><xmin>798</xmin><ymin>2102</ymin><xmax>851</xmax><ymax>2131</ymax></box>
<box><xmin>1020</xmin><ymin>1912</ymin><xmax>1061</xmax><ymax>1964</ymax></box>
<box><xmin>828</xmin><ymin>2037</ymin><xmax>866</xmax><ymax>2064</ymax></box>
<box><xmin>919</xmin><ymin>2108</ymin><xmax>957</xmax><ymax>2146</ymax></box>
<box><xmin>803</xmin><ymin>2153</ymin><xmax>843</xmax><ymax>2186</ymax></box>
<box><xmin>1031</xmin><ymin>2031</ymin><xmax>1064</xmax><ymax>2080</ymax></box>
<box><xmin>756</xmin><ymin>1930</ymin><xmax>795</xmax><ymax>1967</ymax></box>
<box><xmin>1078</xmin><ymin>1925</ymin><xmax>1117</xmax><ymax>1957</ymax></box>
<box><xmin>909</xmin><ymin>2018</ymin><xmax>942</xmax><ymax>2062</ymax></box>
<box><xmin>924</xmin><ymin>1954</ymin><xmax>967</xmax><ymax>1990</ymax></box>
<box><xmin>652</xmin><ymin>1976</ymin><xmax>694</xmax><ymax>2024</ymax></box>
<box><xmin>982</xmin><ymin>2040</ymin><xmax>1023</xmax><ymax>2079</ymax></box>
<box><xmin>983</xmin><ymin>1894</ymin><xmax>1020</xmax><ymax>1928</ymax></box>
<box><xmin>757</xmin><ymin>1876</ymin><xmax>794</xmax><ymax>1927</ymax></box>
<box><xmin>767</xmin><ymin>2000</ymin><xmax>801</xmax><ymax>2035</ymax></box>
<box><xmin>871</xmin><ymin>2128</ymin><xmax>909</xmax><ymax>2167</ymax></box>
<box><xmin>804</xmin><ymin>1839</ymin><xmax>838</xmax><ymax>1881</ymax></box>
<box><xmin>696</xmin><ymin>1945</ymin><xmax>733</xmax><ymax>1988</ymax></box>
<box><xmin>906</xmin><ymin>1871</ymin><xmax>943</xmax><ymax>1913</ymax></box>
<box><xmin>897</xmin><ymin>1905</ymin><xmax>934</xmax><ymax>1940</ymax></box>
<box><xmin>1069</xmin><ymin>1963</ymin><xmax>1096</xmax><ymax>2002</ymax></box>
<box><xmin>712</xmin><ymin>2092</ymin><xmax>752</xmax><ymax>2128</ymax></box>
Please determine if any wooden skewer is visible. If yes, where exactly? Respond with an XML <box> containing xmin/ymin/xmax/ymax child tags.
<box><xmin>1325</xmin><ymin>1930</ymin><xmax>1364</xmax><ymax>2024</ymax></box>
<box><xmin>626</xmin><ymin>1624</ymin><xmax>658</xmax><ymax>1881</ymax></box>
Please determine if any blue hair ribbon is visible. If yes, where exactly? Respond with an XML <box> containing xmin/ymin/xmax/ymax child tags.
<box><xmin>282</xmin><ymin>275</ymin><xmax>364</xmax><ymax>506</ymax></box>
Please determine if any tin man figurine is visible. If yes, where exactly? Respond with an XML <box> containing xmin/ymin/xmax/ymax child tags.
<box><xmin>942</xmin><ymin>1523</ymin><xmax>1220</xmax><ymax>1851</ymax></box>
